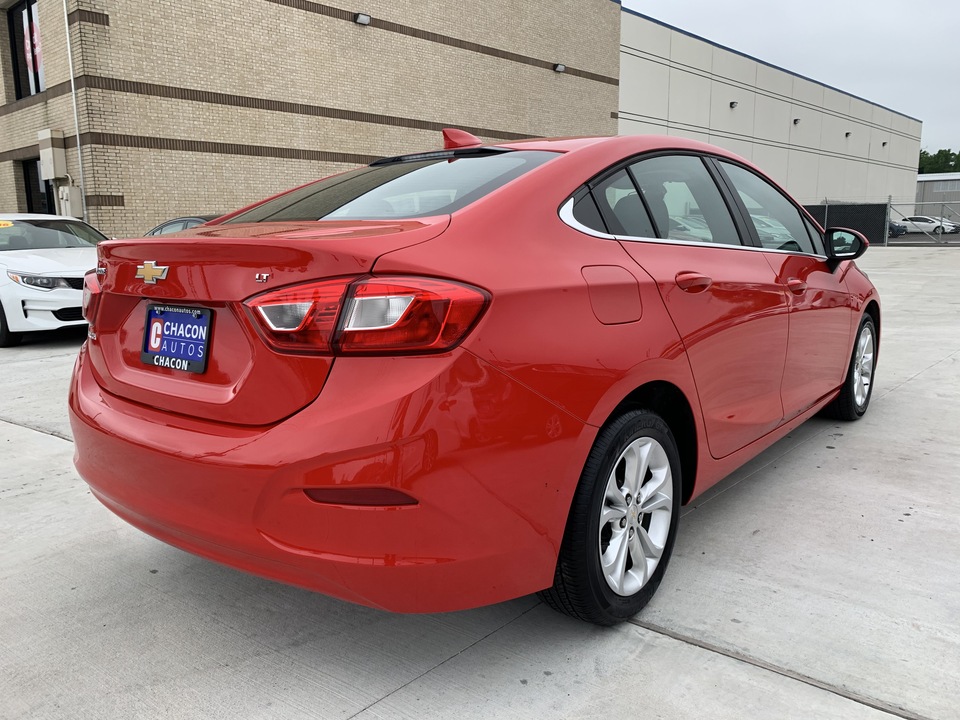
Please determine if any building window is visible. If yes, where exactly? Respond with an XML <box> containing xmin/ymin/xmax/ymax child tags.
<box><xmin>7</xmin><ymin>0</ymin><xmax>45</xmax><ymax>99</ymax></box>
<box><xmin>22</xmin><ymin>159</ymin><xmax>55</xmax><ymax>213</ymax></box>
<box><xmin>932</xmin><ymin>180</ymin><xmax>960</xmax><ymax>194</ymax></box>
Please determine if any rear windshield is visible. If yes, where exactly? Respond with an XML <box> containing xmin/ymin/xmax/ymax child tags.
<box><xmin>225</xmin><ymin>150</ymin><xmax>557</xmax><ymax>223</ymax></box>
<box><xmin>0</xmin><ymin>220</ymin><xmax>105</xmax><ymax>250</ymax></box>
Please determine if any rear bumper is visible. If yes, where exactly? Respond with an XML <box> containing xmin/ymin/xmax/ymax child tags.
<box><xmin>69</xmin><ymin>344</ymin><xmax>592</xmax><ymax>612</ymax></box>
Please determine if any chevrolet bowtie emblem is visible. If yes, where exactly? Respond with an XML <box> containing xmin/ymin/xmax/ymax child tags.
<box><xmin>135</xmin><ymin>261</ymin><xmax>169</xmax><ymax>284</ymax></box>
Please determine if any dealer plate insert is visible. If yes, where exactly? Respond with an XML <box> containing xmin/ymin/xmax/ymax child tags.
<box><xmin>140</xmin><ymin>304</ymin><xmax>212</xmax><ymax>373</ymax></box>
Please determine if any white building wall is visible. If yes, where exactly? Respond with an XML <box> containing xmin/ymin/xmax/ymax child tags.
<box><xmin>617</xmin><ymin>10</ymin><xmax>922</xmax><ymax>206</ymax></box>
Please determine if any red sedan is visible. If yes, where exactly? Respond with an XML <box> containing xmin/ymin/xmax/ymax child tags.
<box><xmin>70</xmin><ymin>131</ymin><xmax>879</xmax><ymax>625</ymax></box>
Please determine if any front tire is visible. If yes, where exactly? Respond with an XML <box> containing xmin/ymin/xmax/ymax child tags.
<box><xmin>539</xmin><ymin>410</ymin><xmax>681</xmax><ymax>625</ymax></box>
<box><xmin>823</xmin><ymin>315</ymin><xmax>876</xmax><ymax>420</ymax></box>
<box><xmin>0</xmin><ymin>305</ymin><xmax>23</xmax><ymax>347</ymax></box>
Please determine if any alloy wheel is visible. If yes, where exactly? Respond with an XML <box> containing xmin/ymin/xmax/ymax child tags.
<box><xmin>598</xmin><ymin>437</ymin><xmax>674</xmax><ymax>596</ymax></box>
<box><xmin>853</xmin><ymin>324</ymin><xmax>875</xmax><ymax>409</ymax></box>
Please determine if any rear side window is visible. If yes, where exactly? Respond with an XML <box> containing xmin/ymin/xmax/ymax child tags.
<box><xmin>719</xmin><ymin>161</ymin><xmax>820</xmax><ymax>255</ymax></box>
<box><xmin>158</xmin><ymin>221</ymin><xmax>186</xmax><ymax>235</ymax></box>
<box><xmin>629</xmin><ymin>155</ymin><xmax>742</xmax><ymax>246</ymax></box>
<box><xmin>572</xmin><ymin>193</ymin><xmax>608</xmax><ymax>234</ymax></box>
<box><xmin>592</xmin><ymin>169</ymin><xmax>656</xmax><ymax>237</ymax></box>
<box><xmin>225</xmin><ymin>151</ymin><xmax>557</xmax><ymax>223</ymax></box>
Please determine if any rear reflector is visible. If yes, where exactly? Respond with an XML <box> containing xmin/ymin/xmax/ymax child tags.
<box><xmin>81</xmin><ymin>269</ymin><xmax>102</xmax><ymax>325</ymax></box>
<box><xmin>303</xmin><ymin>487</ymin><xmax>419</xmax><ymax>507</ymax></box>
<box><xmin>245</xmin><ymin>275</ymin><xmax>488</xmax><ymax>355</ymax></box>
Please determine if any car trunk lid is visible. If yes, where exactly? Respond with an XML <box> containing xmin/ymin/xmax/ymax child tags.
<box><xmin>86</xmin><ymin>218</ymin><xmax>449</xmax><ymax>425</ymax></box>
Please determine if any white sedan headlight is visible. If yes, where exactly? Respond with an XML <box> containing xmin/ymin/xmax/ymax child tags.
<box><xmin>6</xmin><ymin>271</ymin><xmax>72</xmax><ymax>291</ymax></box>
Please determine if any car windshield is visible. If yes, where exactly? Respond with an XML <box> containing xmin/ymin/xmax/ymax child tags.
<box><xmin>0</xmin><ymin>219</ymin><xmax>105</xmax><ymax>250</ymax></box>
<box><xmin>225</xmin><ymin>150</ymin><xmax>558</xmax><ymax>223</ymax></box>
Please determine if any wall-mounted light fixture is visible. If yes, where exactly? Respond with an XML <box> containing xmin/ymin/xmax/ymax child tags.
<box><xmin>729</xmin><ymin>101</ymin><xmax>738</xmax><ymax>109</ymax></box>
<box><xmin>553</xmin><ymin>63</ymin><xmax>566</xmax><ymax>73</ymax></box>
<box><xmin>882</xmin><ymin>141</ymin><xmax>888</xmax><ymax>147</ymax></box>
<box><xmin>354</xmin><ymin>12</ymin><xmax>371</xmax><ymax>25</ymax></box>
<box><xmin>845</xmin><ymin>131</ymin><xmax>852</xmax><ymax>137</ymax></box>
<box><xmin>793</xmin><ymin>118</ymin><xmax>801</xmax><ymax>125</ymax></box>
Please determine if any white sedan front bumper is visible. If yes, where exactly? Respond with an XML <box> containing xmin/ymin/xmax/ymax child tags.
<box><xmin>0</xmin><ymin>280</ymin><xmax>86</xmax><ymax>333</ymax></box>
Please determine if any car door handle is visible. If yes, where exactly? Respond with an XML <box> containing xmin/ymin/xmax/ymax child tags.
<box><xmin>675</xmin><ymin>271</ymin><xmax>713</xmax><ymax>293</ymax></box>
<box><xmin>786</xmin><ymin>278</ymin><xmax>807</xmax><ymax>294</ymax></box>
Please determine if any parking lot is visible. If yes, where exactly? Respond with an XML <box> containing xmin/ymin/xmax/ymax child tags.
<box><xmin>2</xmin><ymin>247</ymin><xmax>958</xmax><ymax>720</ymax></box>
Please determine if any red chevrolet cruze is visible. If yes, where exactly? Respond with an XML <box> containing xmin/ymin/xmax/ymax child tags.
<box><xmin>70</xmin><ymin>132</ymin><xmax>879</xmax><ymax>625</ymax></box>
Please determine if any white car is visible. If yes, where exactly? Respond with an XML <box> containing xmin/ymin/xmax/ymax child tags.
<box><xmin>935</xmin><ymin>217</ymin><xmax>960</xmax><ymax>233</ymax></box>
<box><xmin>900</xmin><ymin>216</ymin><xmax>954</xmax><ymax>234</ymax></box>
<box><xmin>0</xmin><ymin>214</ymin><xmax>105</xmax><ymax>347</ymax></box>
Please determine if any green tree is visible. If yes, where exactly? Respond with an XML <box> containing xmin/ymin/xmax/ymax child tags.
<box><xmin>918</xmin><ymin>148</ymin><xmax>958</xmax><ymax>174</ymax></box>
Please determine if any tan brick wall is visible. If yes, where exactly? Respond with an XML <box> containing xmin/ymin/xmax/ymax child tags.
<box><xmin>0</xmin><ymin>93</ymin><xmax>77</xmax><ymax>150</ymax></box>
<box><xmin>359</xmin><ymin>0</ymin><xmax>620</xmax><ymax>80</ymax></box>
<box><xmin>0</xmin><ymin>161</ymin><xmax>26</xmax><ymax>211</ymax></box>
<box><xmin>1</xmin><ymin>0</ymin><xmax>621</xmax><ymax>236</ymax></box>
<box><xmin>84</xmin><ymin>149</ymin><xmax>366</xmax><ymax>237</ymax></box>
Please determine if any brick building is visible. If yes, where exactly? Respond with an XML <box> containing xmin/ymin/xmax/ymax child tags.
<box><xmin>0</xmin><ymin>0</ymin><xmax>620</xmax><ymax>236</ymax></box>
<box><xmin>1</xmin><ymin>1</ymin><xmax>922</xmax><ymax>238</ymax></box>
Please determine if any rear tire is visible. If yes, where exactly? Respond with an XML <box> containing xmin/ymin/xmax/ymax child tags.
<box><xmin>822</xmin><ymin>315</ymin><xmax>876</xmax><ymax>420</ymax></box>
<box><xmin>539</xmin><ymin>410</ymin><xmax>681</xmax><ymax>625</ymax></box>
<box><xmin>0</xmin><ymin>306</ymin><xmax>23</xmax><ymax>347</ymax></box>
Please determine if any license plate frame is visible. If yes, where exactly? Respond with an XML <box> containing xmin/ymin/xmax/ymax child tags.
<box><xmin>140</xmin><ymin>304</ymin><xmax>212</xmax><ymax>374</ymax></box>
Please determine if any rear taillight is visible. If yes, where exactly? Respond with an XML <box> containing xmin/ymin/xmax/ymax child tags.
<box><xmin>245</xmin><ymin>278</ymin><xmax>351</xmax><ymax>353</ymax></box>
<box><xmin>245</xmin><ymin>276</ymin><xmax>489</xmax><ymax>355</ymax></box>
<box><xmin>81</xmin><ymin>268</ymin><xmax>103</xmax><ymax>327</ymax></box>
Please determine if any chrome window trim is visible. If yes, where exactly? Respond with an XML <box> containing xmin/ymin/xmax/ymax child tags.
<box><xmin>558</xmin><ymin>197</ymin><xmax>619</xmax><ymax>240</ymax></box>
<box><xmin>558</xmin><ymin>198</ymin><xmax>828</xmax><ymax>260</ymax></box>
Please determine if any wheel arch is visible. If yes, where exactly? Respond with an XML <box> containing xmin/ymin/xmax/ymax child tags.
<box><xmin>606</xmin><ymin>381</ymin><xmax>698</xmax><ymax>505</ymax></box>
<box><xmin>863</xmin><ymin>299</ymin><xmax>880</xmax><ymax>350</ymax></box>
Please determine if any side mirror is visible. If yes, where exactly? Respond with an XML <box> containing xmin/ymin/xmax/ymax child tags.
<box><xmin>824</xmin><ymin>227</ymin><xmax>868</xmax><ymax>262</ymax></box>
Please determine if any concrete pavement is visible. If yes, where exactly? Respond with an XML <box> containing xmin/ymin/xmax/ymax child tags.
<box><xmin>2</xmin><ymin>248</ymin><xmax>958</xmax><ymax>719</ymax></box>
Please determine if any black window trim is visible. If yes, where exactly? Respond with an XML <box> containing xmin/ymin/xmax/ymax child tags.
<box><xmin>570</xmin><ymin>185</ymin><xmax>611</xmax><ymax>235</ymax></box>
<box><xmin>560</xmin><ymin>149</ymin><xmax>756</xmax><ymax>250</ymax></box>
<box><xmin>7</xmin><ymin>0</ymin><xmax>44</xmax><ymax>101</ymax></box>
<box><xmin>589</xmin><ymin>167</ymin><xmax>654</xmax><ymax>239</ymax></box>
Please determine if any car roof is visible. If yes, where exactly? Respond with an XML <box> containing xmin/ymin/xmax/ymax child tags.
<box><xmin>496</xmin><ymin>134</ymin><xmax>745</xmax><ymax>159</ymax></box>
<box><xmin>0</xmin><ymin>213</ymin><xmax>88</xmax><ymax>222</ymax></box>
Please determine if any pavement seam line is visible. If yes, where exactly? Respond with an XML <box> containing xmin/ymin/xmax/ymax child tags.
<box><xmin>343</xmin><ymin>601</ymin><xmax>543</xmax><ymax>720</ymax></box>
<box><xmin>0</xmin><ymin>416</ymin><xmax>73</xmax><ymax>443</ymax></box>
<box><xmin>681</xmin><ymin>346</ymin><xmax>960</xmax><ymax>515</ymax></box>
<box><xmin>875</xmin><ymin>346</ymin><xmax>960</xmax><ymax>401</ymax></box>
<box><xmin>0</xmin><ymin>350</ymin><xmax>83</xmax><ymax>365</ymax></box>
<box><xmin>680</xmin><ymin>425</ymin><xmax>833</xmax><ymax>514</ymax></box>
<box><xmin>630</xmin><ymin>619</ymin><xmax>935</xmax><ymax>720</ymax></box>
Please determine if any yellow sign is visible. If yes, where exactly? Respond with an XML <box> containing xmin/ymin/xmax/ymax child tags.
<box><xmin>0</xmin><ymin>221</ymin><xmax>13</xmax><ymax>228</ymax></box>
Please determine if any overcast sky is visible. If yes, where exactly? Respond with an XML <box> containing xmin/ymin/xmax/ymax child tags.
<box><xmin>620</xmin><ymin>0</ymin><xmax>959</xmax><ymax>152</ymax></box>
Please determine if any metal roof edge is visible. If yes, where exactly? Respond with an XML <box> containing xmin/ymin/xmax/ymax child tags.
<box><xmin>916</xmin><ymin>172</ymin><xmax>960</xmax><ymax>182</ymax></box>
<box><xmin>611</xmin><ymin>0</ymin><xmax>922</xmax><ymax>125</ymax></box>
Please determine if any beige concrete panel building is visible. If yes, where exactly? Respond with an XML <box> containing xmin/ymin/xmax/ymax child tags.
<box><xmin>1</xmin><ymin>0</ymin><xmax>620</xmax><ymax>237</ymax></box>
<box><xmin>617</xmin><ymin>9</ymin><xmax>922</xmax><ymax>206</ymax></box>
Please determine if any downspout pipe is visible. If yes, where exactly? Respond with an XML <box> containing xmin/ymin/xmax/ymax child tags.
<box><xmin>61</xmin><ymin>0</ymin><xmax>87</xmax><ymax>221</ymax></box>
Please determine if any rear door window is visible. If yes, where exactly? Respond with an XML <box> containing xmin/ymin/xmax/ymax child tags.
<box><xmin>628</xmin><ymin>155</ymin><xmax>742</xmax><ymax>246</ymax></box>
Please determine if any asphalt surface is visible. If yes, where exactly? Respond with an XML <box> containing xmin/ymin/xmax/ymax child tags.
<box><xmin>2</xmin><ymin>248</ymin><xmax>958</xmax><ymax>719</ymax></box>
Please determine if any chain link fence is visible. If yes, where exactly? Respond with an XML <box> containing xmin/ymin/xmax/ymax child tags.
<box><xmin>889</xmin><ymin>201</ymin><xmax>960</xmax><ymax>244</ymax></box>
<box><xmin>803</xmin><ymin>199</ymin><xmax>960</xmax><ymax>246</ymax></box>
